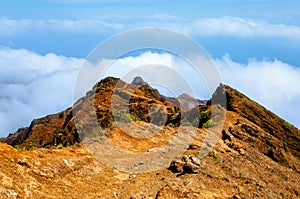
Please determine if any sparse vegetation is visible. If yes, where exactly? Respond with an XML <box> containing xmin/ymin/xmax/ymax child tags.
<box><xmin>22</xmin><ymin>141</ymin><xmax>35</xmax><ymax>150</ymax></box>
<box><xmin>200</xmin><ymin>111</ymin><xmax>209</xmax><ymax>120</ymax></box>
<box><xmin>263</xmin><ymin>127</ymin><xmax>269</xmax><ymax>133</ymax></box>
<box><xmin>208</xmin><ymin>150</ymin><xmax>218</xmax><ymax>159</ymax></box>
<box><xmin>240</xmin><ymin>112</ymin><xmax>246</xmax><ymax>118</ymax></box>
<box><xmin>59</xmin><ymin>112</ymin><xmax>64</xmax><ymax>118</ymax></box>
<box><xmin>168</xmin><ymin>114</ymin><xmax>179</xmax><ymax>123</ymax></box>
<box><xmin>280</xmin><ymin>139</ymin><xmax>288</xmax><ymax>148</ymax></box>
<box><xmin>167</xmin><ymin>123</ymin><xmax>176</xmax><ymax>128</ymax></box>
<box><xmin>239</xmin><ymin>172</ymin><xmax>243</xmax><ymax>178</ymax></box>
<box><xmin>159</xmin><ymin>97</ymin><xmax>166</xmax><ymax>102</ymax></box>
<box><xmin>130</xmin><ymin>114</ymin><xmax>140</xmax><ymax>122</ymax></box>
<box><xmin>92</xmin><ymin>128</ymin><xmax>104</xmax><ymax>137</ymax></box>
<box><xmin>188</xmin><ymin>110</ymin><xmax>213</xmax><ymax>128</ymax></box>
<box><xmin>166</xmin><ymin>114</ymin><xmax>180</xmax><ymax>127</ymax></box>
<box><xmin>282</xmin><ymin>121</ymin><xmax>291</xmax><ymax>130</ymax></box>
<box><xmin>56</xmin><ymin>133</ymin><xmax>63</xmax><ymax>137</ymax></box>
<box><xmin>181</xmin><ymin>121</ymin><xmax>192</xmax><ymax>126</ymax></box>
<box><xmin>202</xmin><ymin>119</ymin><xmax>216</xmax><ymax>128</ymax></box>
<box><xmin>114</xmin><ymin>109</ymin><xmax>140</xmax><ymax>122</ymax></box>
<box><xmin>199</xmin><ymin>111</ymin><xmax>212</xmax><ymax>128</ymax></box>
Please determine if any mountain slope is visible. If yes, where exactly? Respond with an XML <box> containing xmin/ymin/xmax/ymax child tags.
<box><xmin>0</xmin><ymin>76</ymin><xmax>299</xmax><ymax>198</ymax></box>
<box><xmin>213</xmin><ymin>85</ymin><xmax>300</xmax><ymax>165</ymax></box>
<box><xmin>0</xmin><ymin>111</ymin><xmax>299</xmax><ymax>198</ymax></box>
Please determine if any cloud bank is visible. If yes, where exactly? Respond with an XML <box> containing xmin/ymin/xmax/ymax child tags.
<box><xmin>0</xmin><ymin>49</ymin><xmax>299</xmax><ymax>137</ymax></box>
<box><xmin>0</xmin><ymin>47</ymin><xmax>83</xmax><ymax>136</ymax></box>
<box><xmin>1</xmin><ymin>16</ymin><xmax>300</xmax><ymax>40</ymax></box>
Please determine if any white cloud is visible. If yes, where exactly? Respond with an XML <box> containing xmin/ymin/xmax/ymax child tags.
<box><xmin>190</xmin><ymin>17</ymin><xmax>300</xmax><ymax>39</ymax></box>
<box><xmin>1</xmin><ymin>16</ymin><xmax>300</xmax><ymax>40</ymax></box>
<box><xmin>0</xmin><ymin>47</ymin><xmax>83</xmax><ymax>136</ymax></box>
<box><xmin>102</xmin><ymin>52</ymin><xmax>209</xmax><ymax>98</ymax></box>
<box><xmin>0</xmin><ymin>17</ymin><xmax>124</xmax><ymax>37</ymax></box>
<box><xmin>74</xmin><ymin>52</ymin><xmax>209</xmax><ymax>100</ymax></box>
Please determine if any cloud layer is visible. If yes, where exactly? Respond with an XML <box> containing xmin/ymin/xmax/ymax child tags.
<box><xmin>1</xmin><ymin>16</ymin><xmax>300</xmax><ymax>40</ymax></box>
<box><xmin>0</xmin><ymin>47</ymin><xmax>83</xmax><ymax>136</ymax></box>
<box><xmin>1</xmin><ymin>49</ymin><xmax>300</xmax><ymax>137</ymax></box>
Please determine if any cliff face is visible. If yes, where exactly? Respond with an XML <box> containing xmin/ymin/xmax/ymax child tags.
<box><xmin>0</xmin><ymin>77</ymin><xmax>299</xmax><ymax>198</ymax></box>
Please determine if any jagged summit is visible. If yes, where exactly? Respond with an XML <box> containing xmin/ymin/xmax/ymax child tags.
<box><xmin>131</xmin><ymin>76</ymin><xmax>146</xmax><ymax>85</ymax></box>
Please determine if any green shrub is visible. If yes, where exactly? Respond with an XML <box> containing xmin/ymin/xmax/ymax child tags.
<box><xmin>92</xmin><ymin>129</ymin><xmax>104</xmax><ymax>137</ymax></box>
<box><xmin>56</xmin><ymin>133</ymin><xmax>63</xmax><ymax>137</ymax></box>
<box><xmin>114</xmin><ymin>109</ymin><xmax>140</xmax><ymax>122</ymax></box>
<box><xmin>159</xmin><ymin>97</ymin><xmax>166</xmax><ymax>102</ymax></box>
<box><xmin>199</xmin><ymin>111</ymin><xmax>211</xmax><ymax>127</ymax></box>
<box><xmin>202</xmin><ymin>119</ymin><xmax>216</xmax><ymax>128</ymax></box>
<box><xmin>169</xmin><ymin>114</ymin><xmax>178</xmax><ymax>122</ymax></box>
<box><xmin>282</xmin><ymin>121</ymin><xmax>291</xmax><ymax>130</ymax></box>
<box><xmin>130</xmin><ymin>114</ymin><xmax>140</xmax><ymax>122</ymax></box>
<box><xmin>166</xmin><ymin>114</ymin><xmax>180</xmax><ymax>127</ymax></box>
<box><xmin>200</xmin><ymin>111</ymin><xmax>209</xmax><ymax>119</ymax></box>
<box><xmin>240</xmin><ymin>112</ymin><xmax>246</xmax><ymax>118</ymax></box>
<box><xmin>168</xmin><ymin>123</ymin><xmax>175</xmax><ymax>128</ymax></box>
<box><xmin>262</xmin><ymin>127</ymin><xmax>269</xmax><ymax>133</ymax></box>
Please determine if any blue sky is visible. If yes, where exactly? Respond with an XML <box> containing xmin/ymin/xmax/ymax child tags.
<box><xmin>1</xmin><ymin>0</ymin><xmax>300</xmax><ymax>136</ymax></box>
<box><xmin>1</xmin><ymin>0</ymin><xmax>300</xmax><ymax>63</ymax></box>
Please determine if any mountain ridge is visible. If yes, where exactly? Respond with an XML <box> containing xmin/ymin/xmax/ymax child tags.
<box><xmin>0</xmin><ymin>76</ymin><xmax>299</xmax><ymax>198</ymax></box>
<box><xmin>2</xmin><ymin>77</ymin><xmax>298</xmax><ymax>154</ymax></box>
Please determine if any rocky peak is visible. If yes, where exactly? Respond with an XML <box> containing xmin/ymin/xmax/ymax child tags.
<box><xmin>1</xmin><ymin>76</ymin><xmax>185</xmax><ymax>148</ymax></box>
<box><xmin>131</xmin><ymin>76</ymin><xmax>146</xmax><ymax>85</ymax></box>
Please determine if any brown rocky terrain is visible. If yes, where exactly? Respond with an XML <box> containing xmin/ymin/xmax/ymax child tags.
<box><xmin>0</xmin><ymin>76</ymin><xmax>299</xmax><ymax>198</ymax></box>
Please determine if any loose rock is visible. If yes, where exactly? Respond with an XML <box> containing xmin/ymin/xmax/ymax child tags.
<box><xmin>169</xmin><ymin>155</ymin><xmax>201</xmax><ymax>174</ymax></box>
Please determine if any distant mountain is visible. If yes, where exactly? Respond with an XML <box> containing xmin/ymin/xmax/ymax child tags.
<box><xmin>131</xmin><ymin>76</ymin><xmax>146</xmax><ymax>85</ymax></box>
